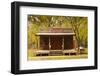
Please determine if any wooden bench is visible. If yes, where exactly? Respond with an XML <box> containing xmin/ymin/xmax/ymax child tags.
<box><xmin>34</xmin><ymin>50</ymin><xmax>77</xmax><ymax>56</ymax></box>
<box><xmin>35</xmin><ymin>50</ymin><xmax>50</xmax><ymax>56</ymax></box>
<box><xmin>50</xmin><ymin>50</ymin><xmax>63</xmax><ymax>56</ymax></box>
<box><xmin>63</xmin><ymin>49</ymin><xmax>77</xmax><ymax>55</ymax></box>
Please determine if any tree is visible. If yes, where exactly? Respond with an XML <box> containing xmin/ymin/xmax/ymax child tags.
<box><xmin>65</xmin><ymin>16</ymin><xmax>88</xmax><ymax>51</ymax></box>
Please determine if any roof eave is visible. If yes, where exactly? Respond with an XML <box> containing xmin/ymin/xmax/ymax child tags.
<box><xmin>36</xmin><ymin>33</ymin><xmax>75</xmax><ymax>35</ymax></box>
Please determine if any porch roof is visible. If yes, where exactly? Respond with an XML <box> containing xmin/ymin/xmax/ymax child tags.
<box><xmin>36</xmin><ymin>32</ymin><xmax>75</xmax><ymax>35</ymax></box>
<box><xmin>36</xmin><ymin>28</ymin><xmax>75</xmax><ymax>35</ymax></box>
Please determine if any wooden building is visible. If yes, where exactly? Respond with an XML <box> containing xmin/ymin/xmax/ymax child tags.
<box><xmin>36</xmin><ymin>28</ymin><xmax>78</xmax><ymax>56</ymax></box>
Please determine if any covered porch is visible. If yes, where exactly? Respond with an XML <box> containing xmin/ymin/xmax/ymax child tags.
<box><xmin>35</xmin><ymin>28</ymin><xmax>78</xmax><ymax>56</ymax></box>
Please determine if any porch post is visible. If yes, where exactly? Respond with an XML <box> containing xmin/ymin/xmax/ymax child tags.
<box><xmin>62</xmin><ymin>36</ymin><xmax>64</xmax><ymax>50</ymax></box>
<box><xmin>73</xmin><ymin>35</ymin><xmax>76</xmax><ymax>50</ymax></box>
<box><xmin>49</xmin><ymin>36</ymin><xmax>51</xmax><ymax>50</ymax></box>
<box><xmin>37</xmin><ymin>36</ymin><xmax>40</xmax><ymax>50</ymax></box>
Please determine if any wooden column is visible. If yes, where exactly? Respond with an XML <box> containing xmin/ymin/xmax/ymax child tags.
<box><xmin>73</xmin><ymin>35</ymin><xmax>79</xmax><ymax>55</ymax></box>
<box><xmin>37</xmin><ymin>36</ymin><xmax>40</xmax><ymax>50</ymax></box>
<box><xmin>49</xmin><ymin>36</ymin><xmax>51</xmax><ymax>50</ymax></box>
<box><xmin>73</xmin><ymin>35</ymin><xmax>76</xmax><ymax>50</ymax></box>
<box><xmin>62</xmin><ymin>36</ymin><xmax>64</xmax><ymax>50</ymax></box>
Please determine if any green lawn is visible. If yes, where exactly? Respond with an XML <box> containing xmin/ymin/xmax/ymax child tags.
<box><xmin>28</xmin><ymin>55</ymin><xmax>88</xmax><ymax>61</ymax></box>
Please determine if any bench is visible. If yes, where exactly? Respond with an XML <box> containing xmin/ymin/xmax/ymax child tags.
<box><xmin>63</xmin><ymin>49</ymin><xmax>77</xmax><ymax>55</ymax></box>
<box><xmin>35</xmin><ymin>50</ymin><xmax>50</xmax><ymax>56</ymax></box>
<box><xmin>50</xmin><ymin>50</ymin><xmax>63</xmax><ymax>56</ymax></box>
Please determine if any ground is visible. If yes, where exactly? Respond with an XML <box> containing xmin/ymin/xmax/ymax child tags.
<box><xmin>28</xmin><ymin>48</ymin><xmax>88</xmax><ymax>61</ymax></box>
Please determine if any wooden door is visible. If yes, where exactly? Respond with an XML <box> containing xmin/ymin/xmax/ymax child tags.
<box><xmin>51</xmin><ymin>36</ymin><xmax>62</xmax><ymax>50</ymax></box>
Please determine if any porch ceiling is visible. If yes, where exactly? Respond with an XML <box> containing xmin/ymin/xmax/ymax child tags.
<box><xmin>36</xmin><ymin>33</ymin><xmax>75</xmax><ymax>35</ymax></box>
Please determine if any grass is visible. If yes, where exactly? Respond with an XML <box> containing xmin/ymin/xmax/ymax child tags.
<box><xmin>80</xmin><ymin>48</ymin><xmax>88</xmax><ymax>54</ymax></box>
<box><xmin>28</xmin><ymin>55</ymin><xmax>88</xmax><ymax>61</ymax></box>
<box><xmin>28</xmin><ymin>49</ymin><xmax>88</xmax><ymax>61</ymax></box>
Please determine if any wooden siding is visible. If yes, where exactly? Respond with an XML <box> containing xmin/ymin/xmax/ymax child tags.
<box><xmin>40</xmin><ymin>36</ymin><xmax>49</xmax><ymax>50</ymax></box>
<box><xmin>39</xmin><ymin>35</ymin><xmax>74</xmax><ymax>50</ymax></box>
<box><xmin>64</xmin><ymin>35</ymin><xmax>73</xmax><ymax>49</ymax></box>
<box><xmin>51</xmin><ymin>36</ymin><xmax>63</xmax><ymax>50</ymax></box>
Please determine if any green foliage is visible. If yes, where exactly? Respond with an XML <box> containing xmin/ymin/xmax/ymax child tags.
<box><xmin>28</xmin><ymin>15</ymin><xmax>88</xmax><ymax>49</ymax></box>
<box><xmin>65</xmin><ymin>17</ymin><xmax>88</xmax><ymax>47</ymax></box>
<box><xmin>28</xmin><ymin>23</ymin><xmax>39</xmax><ymax>49</ymax></box>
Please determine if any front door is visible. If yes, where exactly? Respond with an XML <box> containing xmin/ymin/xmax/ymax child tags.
<box><xmin>51</xmin><ymin>36</ymin><xmax>62</xmax><ymax>50</ymax></box>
